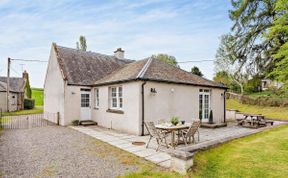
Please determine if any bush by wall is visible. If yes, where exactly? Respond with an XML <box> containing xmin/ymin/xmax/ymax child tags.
<box><xmin>226</xmin><ymin>92</ymin><xmax>288</xmax><ymax>107</ymax></box>
<box><xmin>24</xmin><ymin>98</ymin><xmax>35</xmax><ymax>109</ymax></box>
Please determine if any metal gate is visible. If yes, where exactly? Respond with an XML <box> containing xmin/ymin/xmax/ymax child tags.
<box><xmin>0</xmin><ymin>112</ymin><xmax>59</xmax><ymax>129</ymax></box>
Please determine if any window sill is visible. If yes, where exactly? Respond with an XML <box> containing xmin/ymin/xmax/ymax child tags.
<box><xmin>106</xmin><ymin>109</ymin><xmax>124</xmax><ymax>114</ymax></box>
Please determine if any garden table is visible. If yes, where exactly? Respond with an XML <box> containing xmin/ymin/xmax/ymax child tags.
<box><xmin>155</xmin><ymin>123</ymin><xmax>191</xmax><ymax>149</ymax></box>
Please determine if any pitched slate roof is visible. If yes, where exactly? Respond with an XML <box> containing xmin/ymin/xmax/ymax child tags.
<box><xmin>53</xmin><ymin>44</ymin><xmax>133</xmax><ymax>85</ymax></box>
<box><xmin>94</xmin><ymin>58</ymin><xmax>149</xmax><ymax>85</ymax></box>
<box><xmin>94</xmin><ymin>57</ymin><xmax>226</xmax><ymax>89</ymax></box>
<box><xmin>0</xmin><ymin>77</ymin><xmax>25</xmax><ymax>92</ymax></box>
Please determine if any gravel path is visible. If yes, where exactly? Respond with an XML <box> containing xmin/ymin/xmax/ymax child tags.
<box><xmin>0</xmin><ymin>126</ymin><xmax>139</xmax><ymax>178</ymax></box>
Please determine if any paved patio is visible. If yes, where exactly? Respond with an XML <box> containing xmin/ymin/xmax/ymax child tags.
<box><xmin>70</xmin><ymin>121</ymin><xmax>285</xmax><ymax>169</ymax></box>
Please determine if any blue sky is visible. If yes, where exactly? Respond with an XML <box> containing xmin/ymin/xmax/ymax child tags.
<box><xmin>0</xmin><ymin>0</ymin><xmax>232</xmax><ymax>88</ymax></box>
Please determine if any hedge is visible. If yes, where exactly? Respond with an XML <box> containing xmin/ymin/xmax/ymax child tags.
<box><xmin>226</xmin><ymin>92</ymin><xmax>288</xmax><ymax>107</ymax></box>
<box><xmin>24</xmin><ymin>98</ymin><xmax>35</xmax><ymax>109</ymax></box>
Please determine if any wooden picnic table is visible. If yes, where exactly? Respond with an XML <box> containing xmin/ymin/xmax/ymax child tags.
<box><xmin>155</xmin><ymin>123</ymin><xmax>191</xmax><ymax>149</ymax></box>
<box><xmin>237</xmin><ymin>114</ymin><xmax>273</xmax><ymax>128</ymax></box>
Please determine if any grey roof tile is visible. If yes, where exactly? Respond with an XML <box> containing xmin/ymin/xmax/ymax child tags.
<box><xmin>94</xmin><ymin>58</ymin><xmax>226</xmax><ymax>88</ymax></box>
<box><xmin>0</xmin><ymin>77</ymin><xmax>25</xmax><ymax>92</ymax></box>
<box><xmin>54</xmin><ymin>44</ymin><xmax>133</xmax><ymax>85</ymax></box>
<box><xmin>54</xmin><ymin>44</ymin><xmax>225</xmax><ymax>88</ymax></box>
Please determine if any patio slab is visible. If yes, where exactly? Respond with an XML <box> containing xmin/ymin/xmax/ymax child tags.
<box><xmin>145</xmin><ymin>152</ymin><xmax>171</xmax><ymax>164</ymax></box>
<box><xmin>70</xmin><ymin>120</ymin><xmax>286</xmax><ymax>171</ymax></box>
<box><xmin>134</xmin><ymin>149</ymin><xmax>157</xmax><ymax>157</ymax></box>
<box><xmin>158</xmin><ymin>159</ymin><xmax>171</xmax><ymax>168</ymax></box>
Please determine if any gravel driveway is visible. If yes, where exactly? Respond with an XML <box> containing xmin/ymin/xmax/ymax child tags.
<box><xmin>0</xmin><ymin>126</ymin><xmax>140</xmax><ymax>178</ymax></box>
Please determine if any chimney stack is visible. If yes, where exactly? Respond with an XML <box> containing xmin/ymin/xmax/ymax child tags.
<box><xmin>22</xmin><ymin>70</ymin><xmax>29</xmax><ymax>80</ymax></box>
<box><xmin>114</xmin><ymin>48</ymin><xmax>125</xmax><ymax>59</ymax></box>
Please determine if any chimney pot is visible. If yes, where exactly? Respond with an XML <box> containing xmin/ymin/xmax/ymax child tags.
<box><xmin>114</xmin><ymin>48</ymin><xmax>125</xmax><ymax>59</ymax></box>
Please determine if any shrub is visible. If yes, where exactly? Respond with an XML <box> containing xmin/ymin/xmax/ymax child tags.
<box><xmin>209</xmin><ymin>110</ymin><xmax>213</xmax><ymax>124</ymax></box>
<box><xmin>72</xmin><ymin>120</ymin><xmax>80</xmax><ymax>126</ymax></box>
<box><xmin>199</xmin><ymin>110</ymin><xmax>202</xmax><ymax>121</ymax></box>
<box><xmin>244</xmin><ymin>75</ymin><xmax>262</xmax><ymax>93</ymax></box>
<box><xmin>239</xmin><ymin>95</ymin><xmax>287</xmax><ymax>107</ymax></box>
<box><xmin>170</xmin><ymin>116</ymin><xmax>179</xmax><ymax>126</ymax></box>
<box><xmin>24</xmin><ymin>98</ymin><xmax>35</xmax><ymax>109</ymax></box>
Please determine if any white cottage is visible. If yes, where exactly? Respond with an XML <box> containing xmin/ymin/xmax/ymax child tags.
<box><xmin>44</xmin><ymin>43</ymin><xmax>227</xmax><ymax>135</ymax></box>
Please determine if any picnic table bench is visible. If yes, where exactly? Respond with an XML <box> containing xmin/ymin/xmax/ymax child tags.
<box><xmin>237</xmin><ymin>114</ymin><xmax>274</xmax><ymax>128</ymax></box>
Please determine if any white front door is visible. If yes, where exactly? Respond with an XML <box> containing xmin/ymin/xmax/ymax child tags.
<box><xmin>199</xmin><ymin>89</ymin><xmax>210</xmax><ymax>121</ymax></box>
<box><xmin>80</xmin><ymin>90</ymin><xmax>91</xmax><ymax>121</ymax></box>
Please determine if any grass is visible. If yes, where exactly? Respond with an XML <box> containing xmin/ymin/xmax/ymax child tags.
<box><xmin>2</xmin><ymin>106</ymin><xmax>43</xmax><ymax>116</ymax></box>
<box><xmin>190</xmin><ymin>125</ymin><xmax>288</xmax><ymax>178</ymax></box>
<box><xmin>1</xmin><ymin>88</ymin><xmax>44</xmax><ymax>116</ymax></box>
<box><xmin>122</xmin><ymin>125</ymin><xmax>288</xmax><ymax>178</ymax></box>
<box><xmin>32</xmin><ymin>88</ymin><xmax>44</xmax><ymax>106</ymax></box>
<box><xmin>227</xmin><ymin>99</ymin><xmax>288</xmax><ymax>120</ymax></box>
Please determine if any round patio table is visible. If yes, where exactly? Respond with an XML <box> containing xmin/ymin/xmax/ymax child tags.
<box><xmin>155</xmin><ymin>123</ymin><xmax>191</xmax><ymax>149</ymax></box>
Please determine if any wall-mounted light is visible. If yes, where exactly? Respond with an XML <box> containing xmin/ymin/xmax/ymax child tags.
<box><xmin>150</xmin><ymin>88</ymin><xmax>157</xmax><ymax>93</ymax></box>
<box><xmin>171</xmin><ymin>88</ymin><xmax>174</xmax><ymax>93</ymax></box>
<box><xmin>71</xmin><ymin>92</ymin><xmax>76</xmax><ymax>95</ymax></box>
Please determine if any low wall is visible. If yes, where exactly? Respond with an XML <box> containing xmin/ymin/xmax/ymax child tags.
<box><xmin>226</xmin><ymin>92</ymin><xmax>288</xmax><ymax>107</ymax></box>
<box><xmin>168</xmin><ymin>122</ymin><xmax>287</xmax><ymax>174</ymax></box>
<box><xmin>226</xmin><ymin>109</ymin><xmax>237</xmax><ymax>120</ymax></box>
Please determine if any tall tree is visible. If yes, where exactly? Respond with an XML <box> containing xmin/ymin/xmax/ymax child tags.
<box><xmin>227</xmin><ymin>0</ymin><xmax>277</xmax><ymax>75</ymax></box>
<box><xmin>213</xmin><ymin>71</ymin><xmax>231</xmax><ymax>87</ymax></box>
<box><xmin>266</xmin><ymin>0</ymin><xmax>288</xmax><ymax>84</ymax></box>
<box><xmin>152</xmin><ymin>54</ymin><xmax>179</xmax><ymax>67</ymax></box>
<box><xmin>215</xmin><ymin>34</ymin><xmax>248</xmax><ymax>94</ymax></box>
<box><xmin>214</xmin><ymin>0</ymin><xmax>288</xmax><ymax>93</ymax></box>
<box><xmin>76</xmin><ymin>36</ymin><xmax>87</xmax><ymax>51</ymax></box>
<box><xmin>191</xmin><ymin>66</ymin><xmax>203</xmax><ymax>77</ymax></box>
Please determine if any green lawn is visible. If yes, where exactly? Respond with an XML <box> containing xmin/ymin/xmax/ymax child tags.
<box><xmin>1</xmin><ymin>88</ymin><xmax>44</xmax><ymax>116</ymax></box>
<box><xmin>123</xmin><ymin>125</ymin><xmax>288</xmax><ymax>178</ymax></box>
<box><xmin>2</xmin><ymin>106</ymin><xmax>43</xmax><ymax>116</ymax></box>
<box><xmin>227</xmin><ymin>99</ymin><xmax>288</xmax><ymax>120</ymax></box>
<box><xmin>32</xmin><ymin>88</ymin><xmax>44</xmax><ymax>106</ymax></box>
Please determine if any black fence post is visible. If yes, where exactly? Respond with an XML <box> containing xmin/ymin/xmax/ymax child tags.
<box><xmin>57</xmin><ymin>112</ymin><xmax>60</xmax><ymax>125</ymax></box>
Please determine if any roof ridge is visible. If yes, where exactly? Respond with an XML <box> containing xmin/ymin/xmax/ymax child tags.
<box><xmin>136</xmin><ymin>57</ymin><xmax>153</xmax><ymax>79</ymax></box>
<box><xmin>56</xmin><ymin>44</ymin><xmax>133</xmax><ymax>62</ymax></box>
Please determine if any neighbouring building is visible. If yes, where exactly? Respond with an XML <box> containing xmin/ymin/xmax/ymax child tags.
<box><xmin>0</xmin><ymin>72</ymin><xmax>27</xmax><ymax>112</ymax></box>
<box><xmin>44</xmin><ymin>43</ymin><xmax>227</xmax><ymax>135</ymax></box>
<box><xmin>261</xmin><ymin>79</ymin><xmax>283</xmax><ymax>91</ymax></box>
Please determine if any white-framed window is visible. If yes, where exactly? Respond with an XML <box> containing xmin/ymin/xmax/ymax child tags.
<box><xmin>94</xmin><ymin>88</ymin><xmax>99</xmax><ymax>108</ymax></box>
<box><xmin>199</xmin><ymin>89</ymin><xmax>211</xmax><ymax>120</ymax></box>
<box><xmin>81</xmin><ymin>93</ymin><xmax>90</xmax><ymax>107</ymax></box>
<box><xmin>110</xmin><ymin>86</ymin><xmax>123</xmax><ymax>109</ymax></box>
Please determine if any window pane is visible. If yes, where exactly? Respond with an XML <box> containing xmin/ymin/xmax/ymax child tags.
<box><xmin>119</xmin><ymin>98</ymin><xmax>123</xmax><ymax>108</ymax></box>
<box><xmin>95</xmin><ymin>88</ymin><xmax>99</xmax><ymax>107</ymax></box>
<box><xmin>81</xmin><ymin>94</ymin><xmax>90</xmax><ymax>107</ymax></box>
<box><xmin>118</xmin><ymin>87</ymin><xmax>122</xmax><ymax>97</ymax></box>
<box><xmin>112</xmin><ymin>98</ymin><xmax>117</xmax><ymax>107</ymax></box>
